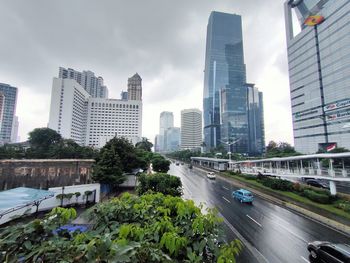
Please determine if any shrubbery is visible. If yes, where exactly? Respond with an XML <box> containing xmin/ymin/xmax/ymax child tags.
<box><xmin>137</xmin><ymin>173</ymin><xmax>182</xmax><ymax>196</ymax></box>
<box><xmin>0</xmin><ymin>193</ymin><xmax>243</xmax><ymax>262</ymax></box>
<box><xmin>258</xmin><ymin>177</ymin><xmax>294</xmax><ymax>191</ymax></box>
<box><xmin>302</xmin><ymin>189</ymin><xmax>331</xmax><ymax>204</ymax></box>
<box><xmin>336</xmin><ymin>201</ymin><xmax>350</xmax><ymax>213</ymax></box>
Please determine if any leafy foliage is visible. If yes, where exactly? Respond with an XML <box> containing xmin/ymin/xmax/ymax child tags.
<box><xmin>137</xmin><ymin>173</ymin><xmax>183</xmax><ymax>196</ymax></box>
<box><xmin>135</xmin><ymin>137</ymin><xmax>153</xmax><ymax>152</ymax></box>
<box><xmin>0</xmin><ymin>193</ymin><xmax>242</xmax><ymax>262</ymax></box>
<box><xmin>152</xmin><ymin>155</ymin><xmax>171</xmax><ymax>173</ymax></box>
<box><xmin>265</xmin><ymin>141</ymin><xmax>301</xmax><ymax>158</ymax></box>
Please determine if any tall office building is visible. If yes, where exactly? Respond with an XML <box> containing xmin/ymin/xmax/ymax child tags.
<box><xmin>59</xmin><ymin>67</ymin><xmax>108</xmax><ymax>98</ymax></box>
<box><xmin>0</xmin><ymin>83</ymin><xmax>17</xmax><ymax>144</ymax></box>
<box><xmin>127</xmin><ymin>73</ymin><xmax>142</xmax><ymax>101</ymax></box>
<box><xmin>11</xmin><ymin>116</ymin><xmax>19</xmax><ymax>143</ymax></box>
<box><xmin>48</xmin><ymin>78</ymin><xmax>90</xmax><ymax>145</ymax></box>
<box><xmin>246</xmin><ymin>84</ymin><xmax>265</xmax><ymax>155</ymax></box>
<box><xmin>203</xmin><ymin>11</ymin><xmax>248</xmax><ymax>153</ymax></box>
<box><xmin>165</xmin><ymin>127</ymin><xmax>181</xmax><ymax>152</ymax></box>
<box><xmin>181</xmin><ymin>109</ymin><xmax>202</xmax><ymax>150</ymax></box>
<box><xmin>158</xmin><ymin>111</ymin><xmax>174</xmax><ymax>152</ymax></box>
<box><xmin>49</xmin><ymin>75</ymin><xmax>142</xmax><ymax>147</ymax></box>
<box><xmin>285</xmin><ymin>0</ymin><xmax>350</xmax><ymax>153</ymax></box>
<box><xmin>0</xmin><ymin>93</ymin><xmax>4</xmax><ymax>133</ymax></box>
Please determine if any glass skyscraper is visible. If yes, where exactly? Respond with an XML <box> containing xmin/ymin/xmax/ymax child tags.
<box><xmin>203</xmin><ymin>11</ymin><xmax>248</xmax><ymax>153</ymax></box>
<box><xmin>285</xmin><ymin>0</ymin><xmax>350</xmax><ymax>153</ymax></box>
<box><xmin>0</xmin><ymin>83</ymin><xmax>17</xmax><ymax>144</ymax></box>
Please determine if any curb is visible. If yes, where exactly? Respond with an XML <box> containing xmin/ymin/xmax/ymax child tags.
<box><xmin>193</xmin><ymin>166</ymin><xmax>350</xmax><ymax>237</ymax></box>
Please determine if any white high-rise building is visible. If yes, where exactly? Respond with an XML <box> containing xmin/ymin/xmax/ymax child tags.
<box><xmin>86</xmin><ymin>98</ymin><xmax>142</xmax><ymax>148</ymax></box>
<box><xmin>11</xmin><ymin>116</ymin><xmax>19</xmax><ymax>143</ymax></box>
<box><xmin>48</xmin><ymin>75</ymin><xmax>142</xmax><ymax>148</ymax></box>
<box><xmin>48</xmin><ymin>78</ymin><xmax>90</xmax><ymax>145</ymax></box>
<box><xmin>127</xmin><ymin>73</ymin><xmax>142</xmax><ymax>101</ymax></box>
<box><xmin>59</xmin><ymin>67</ymin><xmax>108</xmax><ymax>98</ymax></box>
<box><xmin>181</xmin><ymin>109</ymin><xmax>202</xmax><ymax>150</ymax></box>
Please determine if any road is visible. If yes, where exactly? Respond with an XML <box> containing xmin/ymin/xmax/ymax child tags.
<box><xmin>169</xmin><ymin>163</ymin><xmax>350</xmax><ymax>263</ymax></box>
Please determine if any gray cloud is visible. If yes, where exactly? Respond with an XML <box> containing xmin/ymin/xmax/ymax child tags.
<box><xmin>0</xmin><ymin>0</ymin><xmax>293</xmax><ymax>144</ymax></box>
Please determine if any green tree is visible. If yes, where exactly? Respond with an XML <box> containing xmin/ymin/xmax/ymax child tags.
<box><xmin>137</xmin><ymin>173</ymin><xmax>182</xmax><ymax>196</ymax></box>
<box><xmin>135</xmin><ymin>137</ymin><xmax>153</xmax><ymax>152</ymax></box>
<box><xmin>92</xmin><ymin>148</ymin><xmax>124</xmax><ymax>186</ymax></box>
<box><xmin>265</xmin><ymin>141</ymin><xmax>300</xmax><ymax>158</ymax></box>
<box><xmin>28</xmin><ymin>127</ymin><xmax>62</xmax><ymax>149</ymax></box>
<box><xmin>152</xmin><ymin>156</ymin><xmax>171</xmax><ymax>173</ymax></box>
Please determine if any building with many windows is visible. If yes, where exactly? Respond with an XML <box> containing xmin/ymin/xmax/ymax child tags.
<box><xmin>165</xmin><ymin>127</ymin><xmax>181</xmax><ymax>152</ymax></box>
<box><xmin>284</xmin><ymin>0</ymin><xmax>350</xmax><ymax>153</ymax></box>
<box><xmin>59</xmin><ymin>67</ymin><xmax>108</xmax><ymax>98</ymax></box>
<box><xmin>48</xmin><ymin>73</ymin><xmax>142</xmax><ymax>147</ymax></box>
<box><xmin>203</xmin><ymin>11</ymin><xmax>248</xmax><ymax>153</ymax></box>
<box><xmin>155</xmin><ymin>111</ymin><xmax>174</xmax><ymax>152</ymax></box>
<box><xmin>181</xmin><ymin>109</ymin><xmax>202</xmax><ymax>150</ymax></box>
<box><xmin>0</xmin><ymin>93</ymin><xmax>4</xmax><ymax>133</ymax></box>
<box><xmin>127</xmin><ymin>73</ymin><xmax>142</xmax><ymax>101</ymax></box>
<box><xmin>0</xmin><ymin>83</ymin><xmax>18</xmax><ymax>144</ymax></box>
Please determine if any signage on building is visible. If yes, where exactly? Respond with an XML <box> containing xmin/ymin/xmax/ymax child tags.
<box><xmin>326</xmin><ymin>109</ymin><xmax>350</xmax><ymax>121</ymax></box>
<box><xmin>304</xmin><ymin>15</ymin><xmax>325</xmax><ymax>26</ymax></box>
<box><xmin>324</xmin><ymin>98</ymin><xmax>350</xmax><ymax>112</ymax></box>
<box><xmin>319</xmin><ymin>142</ymin><xmax>337</xmax><ymax>153</ymax></box>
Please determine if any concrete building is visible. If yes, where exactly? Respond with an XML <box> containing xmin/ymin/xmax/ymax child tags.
<box><xmin>120</xmin><ymin>91</ymin><xmax>128</xmax><ymax>100</ymax></box>
<box><xmin>11</xmin><ymin>116</ymin><xmax>19</xmax><ymax>143</ymax></box>
<box><xmin>59</xmin><ymin>67</ymin><xmax>108</xmax><ymax>98</ymax></box>
<box><xmin>285</xmin><ymin>0</ymin><xmax>350</xmax><ymax>153</ymax></box>
<box><xmin>127</xmin><ymin>73</ymin><xmax>142</xmax><ymax>101</ymax></box>
<box><xmin>0</xmin><ymin>93</ymin><xmax>5</xmax><ymax>133</ymax></box>
<box><xmin>246</xmin><ymin>84</ymin><xmax>265</xmax><ymax>155</ymax></box>
<box><xmin>0</xmin><ymin>83</ymin><xmax>18</xmax><ymax>144</ymax></box>
<box><xmin>85</xmin><ymin>98</ymin><xmax>142</xmax><ymax>147</ymax></box>
<box><xmin>203</xmin><ymin>11</ymin><xmax>248</xmax><ymax>152</ymax></box>
<box><xmin>181</xmin><ymin>109</ymin><xmax>202</xmax><ymax>150</ymax></box>
<box><xmin>48</xmin><ymin>78</ymin><xmax>90</xmax><ymax>146</ymax></box>
<box><xmin>48</xmin><ymin>75</ymin><xmax>142</xmax><ymax>148</ymax></box>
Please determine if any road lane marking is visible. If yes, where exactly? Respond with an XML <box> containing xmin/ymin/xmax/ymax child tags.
<box><xmin>223</xmin><ymin>186</ymin><xmax>229</xmax><ymax>190</ymax></box>
<box><xmin>246</xmin><ymin>214</ymin><xmax>262</xmax><ymax>228</ymax></box>
<box><xmin>301</xmin><ymin>256</ymin><xmax>310</xmax><ymax>263</ymax></box>
<box><xmin>220</xmin><ymin>213</ymin><xmax>269</xmax><ymax>263</ymax></box>
<box><xmin>272</xmin><ymin>220</ymin><xmax>308</xmax><ymax>243</ymax></box>
<box><xmin>222</xmin><ymin>196</ymin><xmax>231</xmax><ymax>203</ymax></box>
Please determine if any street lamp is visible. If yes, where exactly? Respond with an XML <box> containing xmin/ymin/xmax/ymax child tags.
<box><xmin>219</xmin><ymin>138</ymin><xmax>241</xmax><ymax>169</ymax></box>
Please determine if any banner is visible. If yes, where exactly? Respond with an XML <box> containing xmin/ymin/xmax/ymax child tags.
<box><xmin>324</xmin><ymin>98</ymin><xmax>350</xmax><ymax>112</ymax></box>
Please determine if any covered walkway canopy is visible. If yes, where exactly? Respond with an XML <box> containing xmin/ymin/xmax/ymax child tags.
<box><xmin>0</xmin><ymin>187</ymin><xmax>54</xmax><ymax>218</ymax></box>
<box><xmin>191</xmin><ymin>157</ymin><xmax>230</xmax><ymax>171</ymax></box>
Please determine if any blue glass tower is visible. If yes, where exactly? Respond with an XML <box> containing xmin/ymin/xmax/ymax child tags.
<box><xmin>0</xmin><ymin>83</ymin><xmax>17</xmax><ymax>144</ymax></box>
<box><xmin>203</xmin><ymin>11</ymin><xmax>248</xmax><ymax>153</ymax></box>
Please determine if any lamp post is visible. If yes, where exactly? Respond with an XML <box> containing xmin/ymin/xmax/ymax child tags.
<box><xmin>219</xmin><ymin>138</ymin><xmax>241</xmax><ymax>170</ymax></box>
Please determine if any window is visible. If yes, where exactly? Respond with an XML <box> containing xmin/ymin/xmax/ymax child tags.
<box><xmin>320</xmin><ymin>246</ymin><xmax>343</xmax><ymax>260</ymax></box>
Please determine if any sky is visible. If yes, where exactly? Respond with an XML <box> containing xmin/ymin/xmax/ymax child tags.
<box><xmin>0</xmin><ymin>0</ymin><xmax>294</xmax><ymax>145</ymax></box>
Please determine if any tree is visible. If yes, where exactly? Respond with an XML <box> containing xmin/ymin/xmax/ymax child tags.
<box><xmin>265</xmin><ymin>140</ymin><xmax>300</xmax><ymax>158</ymax></box>
<box><xmin>92</xmin><ymin>148</ymin><xmax>124</xmax><ymax>186</ymax></box>
<box><xmin>152</xmin><ymin>156</ymin><xmax>170</xmax><ymax>173</ymax></box>
<box><xmin>135</xmin><ymin>137</ymin><xmax>153</xmax><ymax>152</ymax></box>
<box><xmin>28</xmin><ymin>128</ymin><xmax>62</xmax><ymax>149</ymax></box>
<box><xmin>137</xmin><ymin>173</ymin><xmax>182</xmax><ymax>196</ymax></box>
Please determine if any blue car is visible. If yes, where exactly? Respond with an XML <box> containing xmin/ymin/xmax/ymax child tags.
<box><xmin>232</xmin><ymin>189</ymin><xmax>253</xmax><ymax>204</ymax></box>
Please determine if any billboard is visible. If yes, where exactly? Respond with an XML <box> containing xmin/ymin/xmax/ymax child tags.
<box><xmin>304</xmin><ymin>15</ymin><xmax>325</xmax><ymax>26</ymax></box>
<box><xmin>319</xmin><ymin>142</ymin><xmax>337</xmax><ymax>152</ymax></box>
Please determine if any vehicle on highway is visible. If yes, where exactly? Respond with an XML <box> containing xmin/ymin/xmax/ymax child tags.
<box><xmin>175</xmin><ymin>162</ymin><xmax>179</xmax><ymax>166</ymax></box>
<box><xmin>232</xmin><ymin>189</ymin><xmax>253</xmax><ymax>204</ymax></box>
<box><xmin>206</xmin><ymin>172</ymin><xmax>216</xmax><ymax>179</ymax></box>
<box><xmin>307</xmin><ymin>241</ymin><xmax>350</xmax><ymax>262</ymax></box>
<box><xmin>188</xmin><ymin>164</ymin><xmax>193</xmax><ymax>169</ymax></box>
<box><xmin>181</xmin><ymin>162</ymin><xmax>184</xmax><ymax>165</ymax></box>
<box><xmin>306</xmin><ymin>179</ymin><xmax>329</xmax><ymax>189</ymax></box>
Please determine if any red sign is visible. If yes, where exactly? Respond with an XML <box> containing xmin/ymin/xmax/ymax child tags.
<box><xmin>326</xmin><ymin>143</ymin><xmax>336</xmax><ymax>152</ymax></box>
<box><xmin>304</xmin><ymin>15</ymin><xmax>325</xmax><ymax>26</ymax></box>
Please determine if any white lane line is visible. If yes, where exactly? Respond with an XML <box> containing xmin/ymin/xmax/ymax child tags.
<box><xmin>223</xmin><ymin>186</ymin><xmax>229</xmax><ymax>190</ymax></box>
<box><xmin>273</xmin><ymin>220</ymin><xmax>308</xmax><ymax>243</ymax></box>
<box><xmin>220</xmin><ymin>213</ymin><xmax>269</xmax><ymax>263</ymax></box>
<box><xmin>301</xmin><ymin>256</ymin><xmax>310</xmax><ymax>263</ymax></box>
<box><xmin>222</xmin><ymin>196</ymin><xmax>231</xmax><ymax>203</ymax></box>
<box><xmin>246</xmin><ymin>214</ymin><xmax>262</xmax><ymax>228</ymax></box>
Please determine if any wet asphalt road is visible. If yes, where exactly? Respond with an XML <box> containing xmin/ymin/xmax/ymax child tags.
<box><xmin>169</xmin><ymin>163</ymin><xmax>350</xmax><ymax>263</ymax></box>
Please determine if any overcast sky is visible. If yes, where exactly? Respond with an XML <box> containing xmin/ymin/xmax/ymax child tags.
<box><xmin>0</xmin><ymin>0</ymin><xmax>294</xmax><ymax>145</ymax></box>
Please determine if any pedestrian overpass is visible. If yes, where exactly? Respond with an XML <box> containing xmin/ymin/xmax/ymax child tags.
<box><xmin>191</xmin><ymin>153</ymin><xmax>350</xmax><ymax>195</ymax></box>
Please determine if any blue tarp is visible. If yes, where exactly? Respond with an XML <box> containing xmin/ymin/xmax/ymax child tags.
<box><xmin>53</xmin><ymin>224</ymin><xmax>89</xmax><ymax>234</ymax></box>
<box><xmin>0</xmin><ymin>187</ymin><xmax>55</xmax><ymax>215</ymax></box>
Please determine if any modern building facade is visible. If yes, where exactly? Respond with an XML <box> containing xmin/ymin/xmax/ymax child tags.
<box><xmin>127</xmin><ymin>73</ymin><xmax>142</xmax><ymax>101</ymax></box>
<box><xmin>48</xmin><ymin>78</ymin><xmax>90</xmax><ymax>146</ymax></box>
<box><xmin>157</xmin><ymin>111</ymin><xmax>174</xmax><ymax>152</ymax></box>
<box><xmin>165</xmin><ymin>127</ymin><xmax>181</xmax><ymax>152</ymax></box>
<box><xmin>246</xmin><ymin>84</ymin><xmax>265</xmax><ymax>155</ymax></box>
<box><xmin>11</xmin><ymin>116</ymin><xmax>19</xmax><ymax>143</ymax></box>
<box><xmin>203</xmin><ymin>11</ymin><xmax>248</xmax><ymax>153</ymax></box>
<box><xmin>48</xmin><ymin>74</ymin><xmax>142</xmax><ymax>148</ymax></box>
<box><xmin>0</xmin><ymin>93</ymin><xmax>5</xmax><ymax>133</ymax></box>
<box><xmin>181</xmin><ymin>109</ymin><xmax>202</xmax><ymax>150</ymax></box>
<box><xmin>284</xmin><ymin>0</ymin><xmax>350</xmax><ymax>153</ymax></box>
<box><xmin>59</xmin><ymin>67</ymin><xmax>108</xmax><ymax>98</ymax></box>
<box><xmin>0</xmin><ymin>83</ymin><xmax>18</xmax><ymax>144</ymax></box>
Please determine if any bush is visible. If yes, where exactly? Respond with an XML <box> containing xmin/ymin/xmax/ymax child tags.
<box><xmin>0</xmin><ymin>193</ymin><xmax>243</xmax><ymax>262</ymax></box>
<box><xmin>335</xmin><ymin>201</ymin><xmax>350</xmax><ymax>213</ymax></box>
<box><xmin>137</xmin><ymin>173</ymin><xmax>182</xmax><ymax>196</ymax></box>
<box><xmin>259</xmin><ymin>177</ymin><xmax>294</xmax><ymax>191</ymax></box>
<box><xmin>302</xmin><ymin>189</ymin><xmax>331</xmax><ymax>204</ymax></box>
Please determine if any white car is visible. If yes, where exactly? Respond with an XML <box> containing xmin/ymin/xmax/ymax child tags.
<box><xmin>207</xmin><ymin>172</ymin><xmax>216</xmax><ymax>179</ymax></box>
